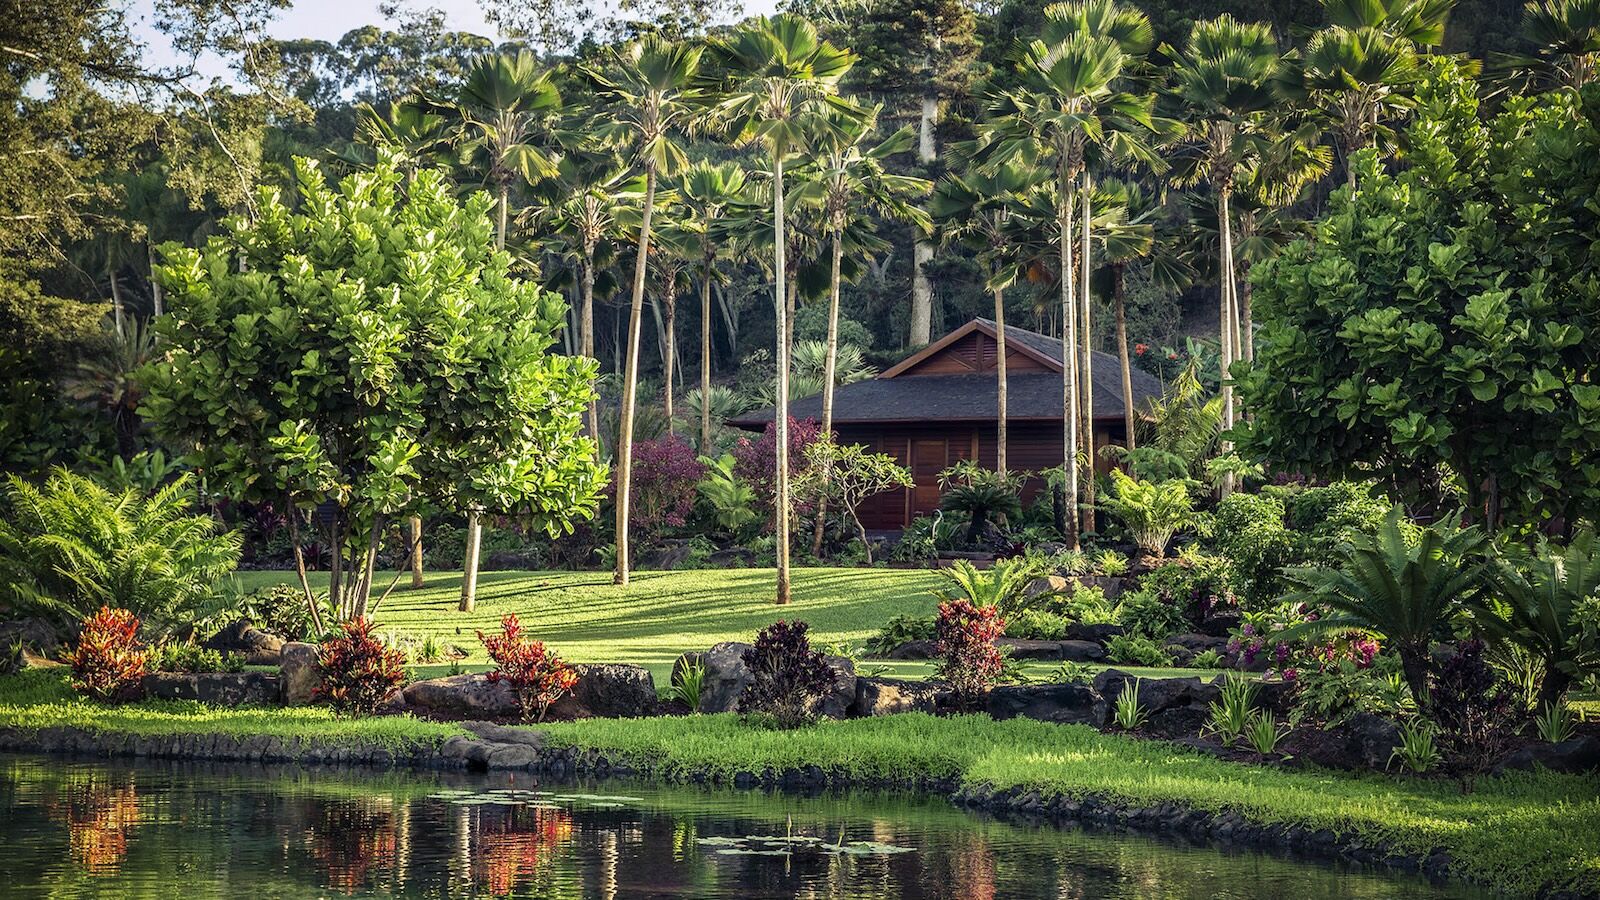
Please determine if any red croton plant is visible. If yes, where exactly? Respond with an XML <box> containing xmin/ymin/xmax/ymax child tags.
<box><xmin>478</xmin><ymin>614</ymin><xmax>577</xmax><ymax>723</ymax></box>
<box><xmin>68</xmin><ymin>606</ymin><xmax>148</xmax><ymax>703</ymax></box>
<box><xmin>315</xmin><ymin>617</ymin><xmax>408</xmax><ymax>717</ymax></box>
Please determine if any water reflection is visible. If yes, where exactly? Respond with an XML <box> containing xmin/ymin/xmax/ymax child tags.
<box><xmin>0</xmin><ymin>755</ymin><xmax>1483</xmax><ymax>899</ymax></box>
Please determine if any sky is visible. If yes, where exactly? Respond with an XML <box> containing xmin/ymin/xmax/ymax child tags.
<box><xmin>128</xmin><ymin>0</ymin><xmax>775</xmax><ymax>82</ymax></box>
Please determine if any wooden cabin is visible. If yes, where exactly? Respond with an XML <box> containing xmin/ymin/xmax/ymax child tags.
<box><xmin>730</xmin><ymin>318</ymin><xmax>1166</xmax><ymax>530</ymax></box>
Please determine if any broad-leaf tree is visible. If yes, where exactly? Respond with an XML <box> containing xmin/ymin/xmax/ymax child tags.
<box><xmin>798</xmin><ymin>440</ymin><xmax>913</xmax><ymax>564</ymax></box>
<box><xmin>142</xmin><ymin>155</ymin><xmax>604</xmax><ymax>623</ymax></box>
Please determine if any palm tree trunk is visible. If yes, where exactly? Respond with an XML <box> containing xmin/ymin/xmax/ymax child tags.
<box><xmin>458</xmin><ymin>509</ymin><xmax>482</xmax><ymax>611</ymax></box>
<box><xmin>496</xmin><ymin>184</ymin><xmax>510</xmax><ymax>250</ymax></box>
<box><xmin>1113</xmin><ymin>263</ymin><xmax>1135</xmax><ymax>452</ymax></box>
<box><xmin>700</xmin><ymin>255</ymin><xmax>714</xmax><ymax>452</ymax></box>
<box><xmin>994</xmin><ymin>282</ymin><xmax>1008</xmax><ymax>477</ymax></box>
<box><xmin>909</xmin><ymin>87</ymin><xmax>937</xmax><ymax>347</ymax></box>
<box><xmin>409</xmin><ymin>514</ymin><xmax>424</xmax><ymax>589</ymax></box>
<box><xmin>146</xmin><ymin>242</ymin><xmax>164</xmax><ymax>317</ymax></box>
<box><xmin>1079</xmin><ymin>178</ymin><xmax>1096</xmax><ymax>533</ymax></box>
<box><xmin>774</xmin><ymin>154</ymin><xmax>792</xmax><ymax>605</ymax></box>
<box><xmin>664</xmin><ymin>289</ymin><xmax>677</xmax><ymax>433</ymax></box>
<box><xmin>1058</xmin><ymin>163</ymin><xmax>1081</xmax><ymax>549</ymax></box>
<box><xmin>615</xmin><ymin>163</ymin><xmax>659</xmax><ymax>587</ymax></box>
<box><xmin>1239</xmin><ymin>258</ymin><xmax>1255</xmax><ymax>364</ymax></box>
<box><xmin>811</xmin><ymin>228</ymin><xmax>845</xmax><ymax>557</ymax></box>
<box><xmin>1218</xmin><ymin>187</ymin><xmax>1237</xmax><ymax>496</ymax></box>
<box><xmin>582</xmin><ymin>251</ymin><xmax>600</xmax><ymax>445</ymax></box>
<box><xmin>109</xmin><ymin>269</ymin><xmax>124</xmax><ymax>337</ymax></box>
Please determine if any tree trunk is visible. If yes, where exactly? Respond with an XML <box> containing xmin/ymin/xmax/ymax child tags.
<box><xmin>353</xmin><ymin>512</ymin><xmax>385</xmax><ymax>620</ymax></box>
<box><xmin>409</xmin><ymin>514</ymin><xmax>424</xmax><ymax>589</ymax></box>
<box><xmin>109</xmin><ymin>268</ymin><xmax>124</xmax><ymax>337</ymax></box>
<box><xmin>700</xmin><ymin>254</ymin><xmax>714</xmax><ymax>452</ymax></box>
<box><xmin>994</xmin><ymin>283</ymin><xmax>1008</xmax><ymax>477</ymax></box>
<box><xmin>664</xmin><ymin>288</ymin><xmax>676</xmax><ymax>433</ymax></box>
<box><xmin>1218</xmin><ymin>187</ymin><xmax>1237</xmax><ymax>496</ymax></box>
<box><xmin>812</xmin><ymin>229</ymin><xmax>845</xmax><ymax>557</ymax></box>
<box><xmin>909</xmin><ymin>89</ymin><xmax>938</xmax><ymax>347</ymax></box>
<box><xmin>1399</xmin><ymin>644</ymin><xmax>1432</xmax><ymax>712</ymax></box>
<box><xmin>582</xmin><ymin>249</ymin><xmax>600</xmax><ymax>445</ymax></box>
<box><xmin>1239</xmin><ymin>258</ymin><xmax>1255</xmax><ymax>365</ymax></box>
<box><xmin>1058</xmin><ymin>165</ymin><xmax>1081</xmax><ymax>549</ymax></box>
<box><xmin>1113</xmin><ymin>264</ymin><xmax>1136</xmax><ymax>452</ymax></box>
<box><xmin>458</xmin><ymin>510</ymin><xmax>482</xmax><ymax>612</ymax></box>
<box><xmin>1538</xmin><ymin>668</ymin><xmax>1573</xmax><ymax>710</ymax></box>
<box><xmin>1078</xmin><ymin>178</ymin><xmax>1096</xmax><ymax>533</ymax></box>
<box><xmin>614</xmin><ymin>163</ymin><xmax>659</xmax><ymax>587</ymax></box>
<box><xmin>496</xmin><ymin>184</ymin><xmax>509</xmax><ymax>251</ymax></box>
<box><xmin>147</xmin><ymin>241</ymin><xmax>164</xmax><ymax>317</ymax></box>
<box><xmin>285</xmin><ymin>498</ymin><xmax>325</xmax><ymax>637</ymax></box>
<box><xmin>774</xmin><ymin>155</ymin><xmax>792</xmax><ymax>605</ymax></box>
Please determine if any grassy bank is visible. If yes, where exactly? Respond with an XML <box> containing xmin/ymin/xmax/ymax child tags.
<box><xmin>2</xmin><ymin>668</ymin><xmax>1596</xmax><ymax>894</ymax></box>
<box><xmin>0</xmin><ymin>669</ymin><xmax>465</xmax><ymax>749</ymax></box>
<box><xmin>538</xmin><ymin>714</ymin><xmax>1600</xmax><ymax>897</ymax></box>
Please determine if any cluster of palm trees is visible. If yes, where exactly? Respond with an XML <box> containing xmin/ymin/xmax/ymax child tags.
<box><xmin>352</xmin><ymin>0</ymin><xmax>1600</xmax><ymax>604</ymax></box>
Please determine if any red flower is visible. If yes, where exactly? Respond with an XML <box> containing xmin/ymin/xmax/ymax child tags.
<box><xmin>1134</xmin><ymin>343</ymin><xmax>1148</xmax><ymax>356</ymax></box>
<box><xmin>1167</xmin><ymin>351</ymin><xmax>1180</xmax><ymax>360</ymax></box>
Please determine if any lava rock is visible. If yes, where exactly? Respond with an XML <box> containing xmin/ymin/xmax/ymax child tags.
<box><xmin>547</xmin><ymin>663</ymin><xmax>656</xmax><ymax>718</ymax></box>
<box><xmin>886</xmin><ymin>640</ymin><xmax>938</xmax><ymax>660</ymax></box>
<box><xmin>1199</xmin><ymin>611</ymin><xmax>1241</xmax><ymax>638</ymax></box>
<box><xmin>1295</xmin><ymin>712</ymin><xmax>1401</xmax><ymax>771</ymax></box>
<box><xmin>707</xmin><ymin>548</ymin><xmax>756</xmax><ymax>567</ymax></box>
<box><xmin>854</xmin><ymin>676</ymin><xmax>945</xmax><ymax>716</ymax></box>
<box><xmin>986</xmin><ymin>682</ymin><xmax>1101</xmax><ymax>725</ymax></box>
<box><xmin>204</xmin><ymin>620</ymin><xmax>286</xmax><ymax>665</ymax></box>
<box><xmin>1496</xmin><ymin>734</ymin><xmax>1600</xmax><ymax>775</ymax></box>
<box><xmin>278</xmin><ymin>642</ymin><xmax>321</xmax><ymax>705</ymax></box>
<box><xmin>1093</xmin><ymin>669</ymin><xmax>1220</xmax><ymax>737</ymax></box>
<box><xmin>1065</xmin><ymin>623</ymin><xmax>1125</xmax><ymax>643</ymax></box>
<box><xmin>996</xmin><ymin>638</ymin><xmax>1106</xmax><ymax>662</ymax></box>
<box><xmin>696</xmin><ymin>641</ymin><xmax>855</xmax><ymax>718</ymax></box>
<box><xmin>1166</xmin><ymin>633</ymin><xmax>1228</xmax><ymax>654</ymax></box>
<box><xmin>142</xmin><ymin>672</ymin><xmax>280</xmax><ymax>706</ymax></box>
<box><xmin>403</xmin><ymin>673</ymin><xmax>519</xmax><ymax>718</ymax></box>
<box><xmin>0</xmin><ymin>618</ymin><xmax>63</xmax><ymax>658</ymax></box>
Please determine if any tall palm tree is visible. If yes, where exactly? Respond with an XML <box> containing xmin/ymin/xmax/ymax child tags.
<box><xmin>795</xmin><ymin>105</ymin><xmax>930</xmax><ymax>555</ymax></box>
<box><xmin>541</xmin><ymin>156</ymin><xmax>630</xmax><ymax>443</ymax></box>
<box><xmin>979</xmin><ymin>2</ymin><xmax>1155</xmax><ymax>546</ymax></box>
<box><xmin>1511</xmin><ymin>0</ymin><xmax>1600</xmax><ymax>90</ymax></box>
<box><xmin>1164</xmin><ymin>14</ymin><xmax>1280</xmax><ymax>494</ymax></box>
<box><xmin>1277</xmin><ymin>25</ymin><xmax>1419</xmax><ymax>189</ymax></box>
<box><xmin>589</xmin><ymin>35</ymin><xmax>703</xmax><ymax>587</ymax></box>
<box><xmin>676</xmin><ymin>160</ymin><xmax>750</xmax><ymax>452</ymax></box>
<box><xmin>648</xmin><ymin>219</ymin><xmax>696</xmax><ymax>430</ymax></box>
<box><xmin>930</xmin><ymin>160</ymin><xmax>1045</xmax><ymax>475</ymax></box>
<box><xmin>707</xmin><ymin>14</ymin><xmax>859</xmax><ymax>604</ymax></box>
<box><xmin>447</xmin><ymin>51</ymin><xmax>564</xmax><ymax>249</ymax></box>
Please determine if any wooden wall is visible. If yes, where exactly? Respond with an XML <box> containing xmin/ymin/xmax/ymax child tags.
<box><xmin>842</xmin><ymin>419</ymin><xmax>1127</xmax><ymax>530</ymax></box>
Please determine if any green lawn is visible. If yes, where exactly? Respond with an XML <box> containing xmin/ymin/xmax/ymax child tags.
<box><xmin>239</xmin><ymin>567</ymin><xmax>1217</xmax><ymax>684</ymax></box>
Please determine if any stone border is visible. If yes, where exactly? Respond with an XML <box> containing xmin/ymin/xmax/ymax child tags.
<box><xmin>0</xmin><ymin>721</ymin><xmax>1591</xmax><ymax>900</ymax></box>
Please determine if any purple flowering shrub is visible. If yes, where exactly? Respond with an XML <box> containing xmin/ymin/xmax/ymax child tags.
<box><xmin>732</xmin><ymin>417</ymin><xmax>822</xmax><ymax>530</ymax></box>
<box><xmin>611</xmin><ymin>434</ymin><xmax>704</xmax><ymax>542</ymax></box>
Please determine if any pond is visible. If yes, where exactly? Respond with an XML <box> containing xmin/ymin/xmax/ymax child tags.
<box><xmin>0</xmin><ymin>754</ymin><xmax>1480</xmax><ymax>899</ymax></box>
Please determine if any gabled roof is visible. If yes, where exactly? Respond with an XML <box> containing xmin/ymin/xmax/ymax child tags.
<box><xmin>729</xmin><ymin>318</ymin><xmax>1165</xmax><ymax>429</ymax></box>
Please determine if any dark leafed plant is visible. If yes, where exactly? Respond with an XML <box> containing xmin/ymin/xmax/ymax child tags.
<box><xmin>1476</xmin><ymin>528</ymin><xmax>1600</xmax><ymax>707</ymax></box>
<box><xmin>935</xmin><ymin>598</ymin><xmax>1006</xmax><ymax>708</ymax></box>
<box><xmin>478</xmin><ymin>613</ymin><xmax>578</xmax><ymax>723</ymax></box>
<box><xmin>610</xmin><ymin>435</ymin><xmax>705</xmax><ymax>545</ymax></box>
<box><xmin>1282</xmin><ymin>507</ymin><xmax>1488</xmax><ymax>709</ymax></box>
<box><xmin>315</xmin><ymin>617</ymin><xmax>408</xmax><ymax>717</ymax></box>
<box><xmin>0</xmin><ymin>470</ymin><xmax>241</xmax><ymax>639</ymax></box>
<box><xmin>67</xmin><ymin>606</ymin><xmax>148</xmax><ymax>703</ymax></box>
<box><xmin>740</xmin><ymin>620</ymin><xmax>834</xmax><ymax>729</ymax></box>
<box><xmin>1430</xmin><ymin>639</ymin><xmax>1520</xmax><ymax>789</ymax></box>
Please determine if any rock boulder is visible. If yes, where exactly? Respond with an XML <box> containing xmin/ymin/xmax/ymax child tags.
<box><xmin>402</xmin><ymin>673</ymin><xmax>519</xmax><ymax>719</ymax></box>
<box><xmin>854</xmin><ymin>677</ymin><xmax>945</xmax><ymax>716</ymax></box>
<box><xmin>697</xmin><ymin>640</ymin><xmax>856</xmax><ymax>718</ymax></box>
<box><xmin>986</xmin><ymin>683</ymin><xmax>1101</xmax><ymax>725</ymax></box>
<box><xmin>142</xmin><ymin>672</ymin><xmax>280</xmax><ymax>706</ymax></box>
<box><xmin>547</xmin><ymin>663</ymin><xmax>656</xmax><ymax>719</ymax></box>
<box><xmin>278</xmin><ymin>642</ymin><xmax>320</xmax><ymax>705</ymax></box>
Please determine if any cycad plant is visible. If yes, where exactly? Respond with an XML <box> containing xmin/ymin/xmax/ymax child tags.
<box><xmin>0</xmin><ymin>471</ymin><xmax>241</xmax><ymax>639</ymax></box>
<box><xmin>1476</xmin><ymin>529</ymin><xmax>1600</xmax><ymax>707</ymax></box>
<box><xmin>1283</xmin><ymin>507</ymin><xmax>1489</xmax><ymax>708</ymax></box>
<box><xmin>707</xmin><ymin>13</ymin><xmax>859</xmax><ymax>604</ymax></box>
<box><xmin>588</xmin><ymin>34</ymin><xmax>703</xmax><ymax>587</ymax></box>
<box><xmin>936</xmin><ymin>558</ymin><xmax>1038</xmax><ymax>617</ymax></box>
<box><xmin>1099</xmin><ymin>468</ymin><xmax>1192</xmax><ymax>563</ymax></box>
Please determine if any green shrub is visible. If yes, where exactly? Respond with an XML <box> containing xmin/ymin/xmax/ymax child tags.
<box><xmin>935</xmin><ymin>558</ymin><xmax>1037</xmax><ymax>617</ymax></box>
<box><xmin>1291</xmin><ymin>656</ymin><xmax>1413</xmax><ymax>725</ymax></box>
<box><xmin>0</xmin><ymin>471</ymin><xmax>241</xmax><ymax>639</ymax></box>
<box><xmin>1008</xmin><ymin>609</ymin><xmax>1072</xmax><ymax>640</ymax></box>
<box><xmin>1042</xmin><ymin>584</ymin><xmax>1117</xmax><ymax>625</ymax></box>
<box><xmin>1115</xmin><ymin>588</ymin><xmax>1190</xmax><ymax>642</ymax></box>
<box><xmin>1214</xmin><ymin>492</ymin><xmax>1294</xmax><ymax>608</ymax></box>
<box><xmin>864</xmin><ymin>614</ymin><xmax>936</xmax><ymax>656</ymax></box>
<box><xmin>1105</xmin><ymin>633</ymin><xmax>1174</xmax><ymax>667</ymax></box>
<box><xmin>1285</xmin><ymin>481</ymin><xmax>1389</xmax><ymax>567</ymax></box>
<box><xmin>236</xmin><ymin>584</ymin><xmax>317</xmax><ymax>641</ymax></box>
<box><xmin>1116</xmin><ymin>553</ymin><xmax>1236</xmax><ymax>639</ymax></box>
<box><xmin>149</xmin><ymin>644</ymin><xmax>245</xmax><ymax>674</ymax></box>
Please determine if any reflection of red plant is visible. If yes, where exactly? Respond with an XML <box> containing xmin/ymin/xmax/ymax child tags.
<box><xmin>315</xmin><ymin>617</ymin><xmax>407</xmax><ymax>716</ymax></box>
<box><xmin>479</xmin><ymin>614</ymin><xmax>578</xmax><ymax>722</ymax></box>
<box><xmin>476</xmin><ymin>807</ymin><xmax>573</xmax><ymax>895</ymax></box>
<box><xmin>69</xmin><ymin>607</ymin><xmax>147</xmax><ymax>702</ymax></box>
<box><xmin>61</xmin><ymin>778</ymin><xmax>142</xmax><ymax>874</ymax></box>
<box><xmin>307</xmin><ymin>802</ymin><xmax>398</xmax><ymax>894</ymax></box>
